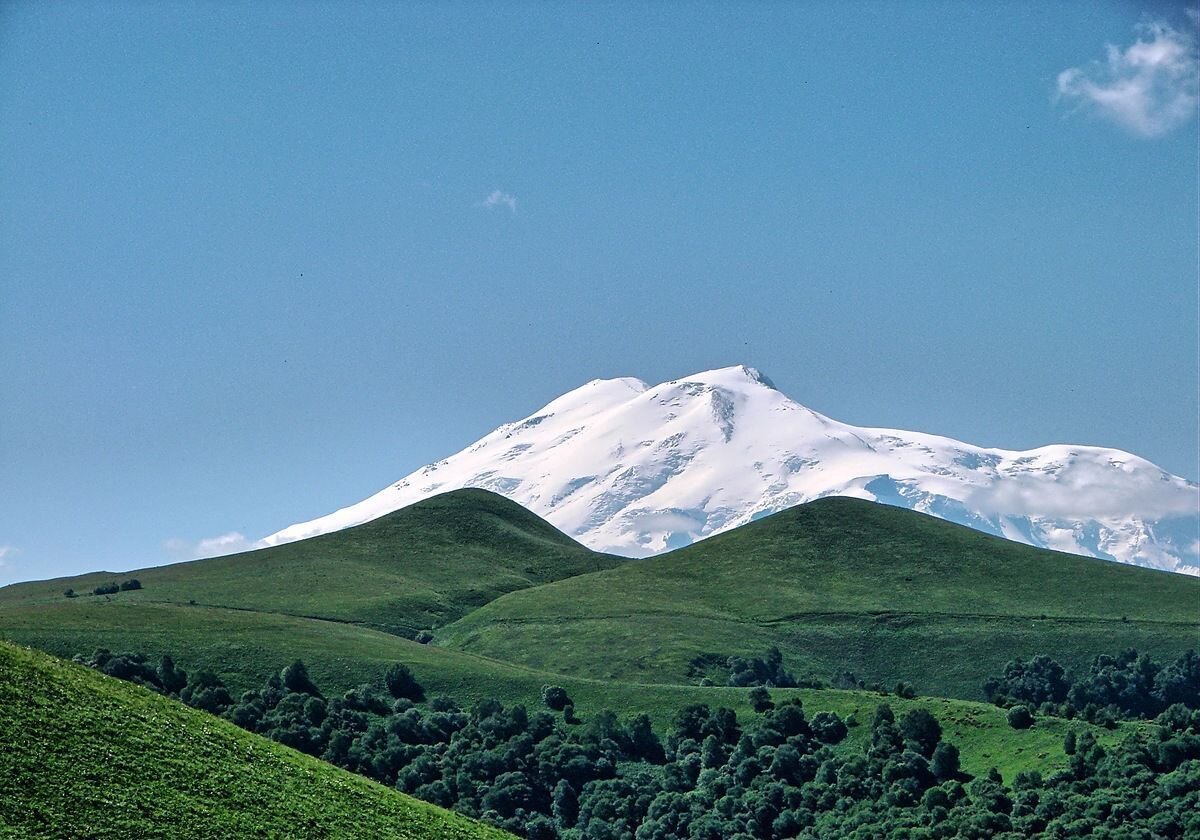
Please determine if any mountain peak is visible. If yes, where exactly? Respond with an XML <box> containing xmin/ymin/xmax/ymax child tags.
<box><xmin>260</xmin><ymin>367</ymin><xmax>1199</xmax><ymax>575</ymax></box>
<box><xmin>677</xmin><ymin>364</ymin><xmax>778</xmax><ymax>391</ymax></box>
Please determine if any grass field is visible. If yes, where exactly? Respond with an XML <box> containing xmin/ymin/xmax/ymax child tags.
<box><xmin>0</xmin><ymin>640</ymin><xmax>512</xmax><ymax>839</ymax></box>
<box><xmin>0</xmin><ymin>490</ymin><xmax>621</xmax><ymax>637</ymax></box>
<box><xmin>0</xmin><ymin>599</ymin><xmax>1137</xmax><ymax>780</ymax></box>
<box><xmin>0</xmin><ymin>491</ymin><xmax>1189</xmax><ymax>793</ymax></box>
<box><xmin>437</xmin><ymin>497</ymin><xmax>1200</xmax><ymax>697</ymax></box>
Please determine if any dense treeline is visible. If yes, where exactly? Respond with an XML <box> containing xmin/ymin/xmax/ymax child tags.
<box><xmin>688</xmin><ymin>647</ymin><xmax>800</xmax><ymax>688</ymax></box>
<box><xmin>984</xmin><ymin>649</ymin><xmax>1200</xmax><ymax>726</ymax></box>
<box><xmin>79</xmin><ymin>649</ymin><xmax>1200</xmax><ymax>838</ymax></box>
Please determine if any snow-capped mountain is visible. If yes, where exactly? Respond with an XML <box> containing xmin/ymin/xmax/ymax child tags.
<box><xmin>261</xmin><ymin>365</ymin><xmax>1200</xmax><ymax>575</ymax></box>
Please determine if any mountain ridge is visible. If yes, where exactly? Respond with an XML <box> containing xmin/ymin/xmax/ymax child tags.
<box><xmin>261</xmin><ymin>365</ymin><xmax>1199</xmax><ymax>574</ymax></box>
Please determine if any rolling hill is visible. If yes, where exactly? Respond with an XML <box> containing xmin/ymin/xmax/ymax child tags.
<box><xmin>0</xmin><ymin>492</ymin><xmax>1187</xmax><ymax>784</ymax></box>
<box><xmin>0</xmin><ymin>640</ymin><xmax>511</xmax><ymax>839</ymax></box>
<box><xmin>437</xmin><ymin>496</ymin><xmax>1200</xmax><ymax>698</ymax></box>
<box><xmin>0</xmin><ymin>489</ymin><xmax>621</xmax><ymax>637</ymax></box>
<box><xmin>0</xmin><ymin>605</ymin><xmax>1132</xmax><ymax>781</ymax></box>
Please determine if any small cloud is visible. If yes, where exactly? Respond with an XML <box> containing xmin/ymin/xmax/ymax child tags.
<box><xmin>0</xmin><ymin>545</ymin><xmax>18</xmax><ymax>569</ymax></box>
<box><xmin>162</xmin><ymin>532</ymin><xmax>252</xmax><ymax>561</ymax></box>
<box><xmin>476</xmin><ymin>189</ymin><xmax>518</xmax><ymax>213</ymax></box>
<box><xmin>1056</xmin><ymin>17</ymin><xmax>1199</xmax><ymax>137</ymax></box>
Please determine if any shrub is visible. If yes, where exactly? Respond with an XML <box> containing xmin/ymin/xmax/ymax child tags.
<box><xmin>92</xmin><ymin>582</ymin><xmax>120</xmax><ymax>596</ymax></box>
<box><xmin>1007</xmin><ymin>705</ymin><xmax>1034</xmax><ymax>729</ymax></box>
<box><xmin>899</xmin><ymin>709</ymin><xmax>942</xmax><ymax>757</ymax></box>
<box><xmin>810</xmin><ymin>711</ymin><xmax>848</xmax><ymax>744</ymax></box>
<box><xmin>281</xmin><ymin>660</ymin><xmax>321</xmax><ymax>696</ymax></box>
<box><xmin>541</xmin><ymin>685</ymin><xmax>571</xmax><ymax>711</ymax></box>
<box><xmin>384</xmin><ymin>663</ymin><xmax>424</xmax><ymax>701</ymax></box>
<box><xmin>748</xmin><ymin>686</ymin><xmax>774</xmax><ymax>713</ymax></box>
<box><xmin>119</xmin><ymin>579</ymin><xmax>142</xmax><ymax>591</ymax></box>
<box><xmin>63</xmin><ymin>589</ymin><xmax>75</xmax><ymax>598</ymax></box>
<box><xmin>930</xmin><ymin>742</ymin><xmax>960</xmax><ymax>781</ymax></box>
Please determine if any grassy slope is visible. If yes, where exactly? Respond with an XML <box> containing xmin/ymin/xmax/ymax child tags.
<box><xmin>0</xmin><ymin>641</ymin><xmax>511</xmax><ymax>840</ymax></box>
<box><xmin>437</xmin><ymin>497</ymin><xmax>1200</xmax><ymax>698</ymax></box>
<box><xmin>0</xmin><ymin>600</ymin><xmax>1134</xmax><ymax>780</ymax></box>
<box><xmin>0</xmin><ymin>489</ymin><xmax>621</xmax><ymax>636</ymax></box>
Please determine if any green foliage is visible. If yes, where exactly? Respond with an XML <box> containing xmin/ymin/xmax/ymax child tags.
<box><xmin>986</xmin><ymin>648</ymin><xmax>1200</xmax><ymax>722</ymax></box>
<box><xmin>0</xmin><ymin>641</ymin><xmax>511</xmax><ymax>839</ymax></box>
<box><xmin>1007</xmin><ymin>705</ymin><xmax>1035</xmax><ymax>729</ymax></box>
<box><xmin>747</xmin><ymin>686</ymin><xmax>773</xmax><ymax>713</ymax></box>
<box><xmin>82</xmin><ymin>646</ymin><xmax>1200</xmax><ymax>839</ymax></box>
<box><xmin>540</xmin><ymin>684</ymin><xmax>571</xmax><ymax>711</ymax></box>
<box><xmin>385</xmin><ymin>663</ymin><xmax>424</xmax><ymax>701</ymax></box>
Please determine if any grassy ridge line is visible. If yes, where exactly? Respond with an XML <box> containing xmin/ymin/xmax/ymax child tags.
<box><xmin>0</xmin><ymin>490</ymin><xmax>622</xmax><ymax>637</ymax></box>
<box><xmin>437</xmin><ymin>497</ymin><xmax>1200</xmax><ymax>696</ymax></box>
<box><xmin>0</xmin><ymin>641</ymin><xmax>512</xmax><ymax>840</ymax></box>
<box><xmin>0</xmin><ymin>600</ymin><xmax>1135</xmax><ymax>780</ymax></box>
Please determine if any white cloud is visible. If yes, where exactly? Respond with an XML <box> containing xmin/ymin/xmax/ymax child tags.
<box><xmin>162</xmin><ymin>532</ymin><xmax>253</xmax><ymax>561</ymax></box>
<box><xmin>0</xmin><ymin>545</ymin><xmax>17</xmax><ymax>569</ymax></box>
<box><xmin>476</xmin><ymin>189</ymin><xmax>518</xmax><ymax>213</ymax></box>
<box><xmin>1056</xmin><ymin>18</ymin><xmax>1199</xmax><ymax>137</ymax></box>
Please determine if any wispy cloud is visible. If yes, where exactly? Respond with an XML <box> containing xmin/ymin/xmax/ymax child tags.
<box><xmin>476</xmin><ymin>189</ymin><xmax>518</xmax><ymax>213</ymax></box>
<box><xmin>1056</xmin><ymin>16</ymin><xmax>1199</xmax><ymax>137</ymax></box>
<box><xmin>163</xmin><ymin>532</ymin><xmax>252</xmax><ymax>561</ymax></box>
<box><xmin>0</xmin><ymin>545</ymin><xmax>18</xmax><ymax>569</ymax></box>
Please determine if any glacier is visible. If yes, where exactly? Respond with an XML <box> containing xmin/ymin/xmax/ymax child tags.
<box><xmin>260</xmin><ymin>365</ymin><xmax>1200</xmax><ymax>575</ymax></box>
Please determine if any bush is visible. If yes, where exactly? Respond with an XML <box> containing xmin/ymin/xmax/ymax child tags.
<box><xmin>809</xmin><ymin>711</ymin><xmax>847</xmax><ymax>744</ymax></box>
<box><xmin>63</xmin><ymin>589</ymin><xmax>75</xmax><ymax>598</ymax></box>
<box><xmin>930</xmin><ymin>742</ymin><xmax>960</xmax><ymax>781</ymax></box>
<box><xmin>92</xmin><ymin>582</ymin><xmax>120</xmax><ymax>596</ymax></box>
<box><xmin>900</xmin><ymin>709</ymin><xmax>942</xmax><ymax>757</ymax></box>
<box><xmin>747</xmin><ymin>686</ymin><xmax>774</xmax><ymax>713</ymax></box>
<box><xmin>1006</xmin><ymin>705</ymin><xmax>1034</xmax><ymax>729</ymax></box>
<box><xmin>414</xmin><ymin>630</ymin><xmax>434</xmax><ymax>644</ymax></box>
<box><xmin>281</xmin><ymin>660</ymin><xmax>321</xmax><ymax>696</ymax></box>
<box><xmin>541</xmin><ymin>685</ymin><xmax>571</xmax><ymax>711</ymax></box>
<box><xmin>384</xmin><ymin>663</ymin><xmax>424</xmax><ymax>701</ymax></box>
<box><xmin>119</xmin><ymin>579</ymin><xmax>142</xmax><ymax>591</ymax></box>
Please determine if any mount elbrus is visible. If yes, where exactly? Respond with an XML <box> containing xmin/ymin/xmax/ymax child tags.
<box><xmin>263</xmin><ymin>365</ymin><xmax>1198</xmax><ymax>575</ymax></box>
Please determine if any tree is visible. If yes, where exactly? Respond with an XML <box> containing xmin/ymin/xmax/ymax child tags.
<box><xmin>157</xmin><ymin>655</ymin><xmax>187</xmax><ymax>695</ymax></box>
<box><xmin>119</xmin><ymin>579</ymin><xmax>142</xmax><ymax>591</ymax></box>
<box><xmin>930</xmin><ymin>742</ymin><xmax>960</xmax><ymax>781</ymax></box>
<box><xmin>281</xmin><ymin>660</ymin><xmax>321</xmax><ymax>696</ymax></box>
<box><xmin>541</xmin><ymin>684</ymin><xmax>571</xmax><ymax>711</ymax></box>
<box><xmin>384</xmin><ymin>663</ymin><xmax>423</xmax><ymax>701</ymax></box>
<box><xmin>1006</xmin><ymin>705</ymin><xmax>1034</xmax><ymax>729</ymax></box>
<box><xmin>810</xmin><ymin>711</ymin><xmax>848</xmax><ymax>744</ymax></box>
<box><xmin>748</xmin><ymin>686</ymin><xmax>774</xmax><ymax>713</ymax></box>
<box><xmin>899</xmin><ymin>709</ymin><xmax>942</xmax><ymax>757</ymax></box>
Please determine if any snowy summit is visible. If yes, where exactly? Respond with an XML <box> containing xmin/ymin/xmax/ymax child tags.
<box><xmin>262</xmin><ymin>365</ymin><xmax>1200</xmax><ymax>575</ymax></box>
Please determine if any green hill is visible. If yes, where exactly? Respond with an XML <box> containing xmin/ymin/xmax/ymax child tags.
<box><xmin>436</xmin><ymin>497</ymin><xmax>1200</xmax><ymax>698</ymax></box>
<box><xmin>0</xmin><ymin>640</ymin><xmax>511</xmax><ymax>839</ymax></box>
<box><xmin>0</xmin><ymin>489</ymin><xmax>621</xmax><ymax>636</ymax></box>
<box><xmin>0</xmin><ymin>598</ymin><xmax>1135</xmax><ymax>781</ymax></box>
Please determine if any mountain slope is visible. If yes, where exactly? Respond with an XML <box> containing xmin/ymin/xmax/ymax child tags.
<box><xmin>0</xmin><ymin>489</ymin><xmax>621</xmax><ymax>636</ymax></box>
<box><xmin>0</xmin><ymin>606</ymin><xmax>1133</xmax><ymax>781</ymax></box>
<box><xmin>437</xmin><ymin>497</ymin><xmax>1200</xmax><ymax>697</ymax></box>
<box><xmin>261</xmin><ymin>365</ymin><xmax>1200</xmax><ymax>574</ymax></box>
<box><xmin>0</xmin><ymin>640</ymin><xmax>511</xmax><ymax>839</ymax></box>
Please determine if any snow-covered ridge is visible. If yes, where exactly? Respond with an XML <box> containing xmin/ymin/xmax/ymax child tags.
<box><xmin>261</xmin><ymin>365</ymin><xmax>1200</xmax><ymax>575</ymax></box>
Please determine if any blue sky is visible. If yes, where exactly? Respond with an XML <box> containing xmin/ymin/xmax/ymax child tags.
<box><xmin>1</xmin><ymin>1</ymin><xmax>1197</xmax><ymax>584</ymax></box>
